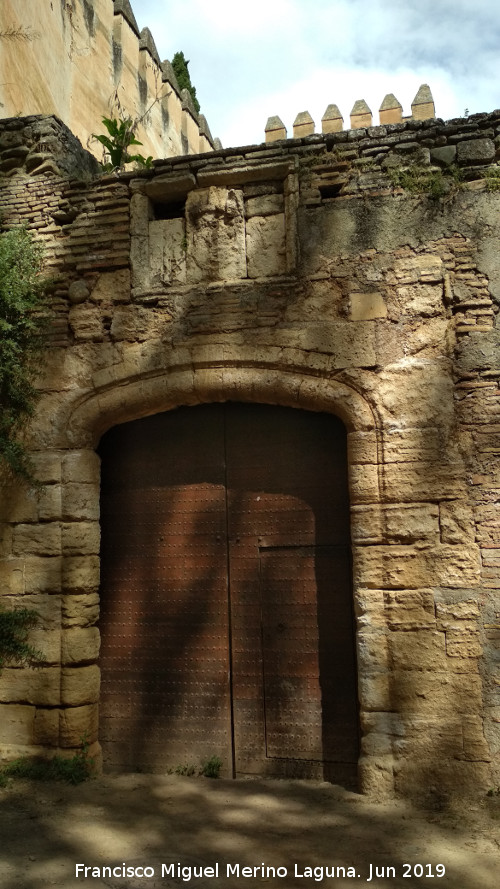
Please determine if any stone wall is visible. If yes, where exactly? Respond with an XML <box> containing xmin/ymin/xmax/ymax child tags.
<box><xmin>0</xmin><ymin>111</ymin><xmax>499</xmax><ymax>803</ymax></box>
<box><xmin>0</xmin><ymin>0</ymin><xmax>215</xmax><ymax>160</ymax></box>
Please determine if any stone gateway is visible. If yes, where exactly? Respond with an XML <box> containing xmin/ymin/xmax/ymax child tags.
<box><xmin>0</xmin><ymin>108</ymin><xmax>499</xmax><ymax>804</ymax></box>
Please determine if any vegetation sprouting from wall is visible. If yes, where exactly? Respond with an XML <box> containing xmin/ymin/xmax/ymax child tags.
<box><xmin>0</xmin><ymin>227</ymin><xmax>49</xmax><ymax>481</ymax></box>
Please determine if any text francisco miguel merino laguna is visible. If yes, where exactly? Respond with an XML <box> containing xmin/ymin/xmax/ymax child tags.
<box><xmin>76</xmin><ymin>861</ymin><xmax>446</xmax><ymax>881</ymax></box>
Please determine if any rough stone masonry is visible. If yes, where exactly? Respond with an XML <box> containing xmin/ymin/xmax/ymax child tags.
<box><xmin>0</xmin><ymin>110</ymin><xmax>499</xmax><ymax>803</ymax></box>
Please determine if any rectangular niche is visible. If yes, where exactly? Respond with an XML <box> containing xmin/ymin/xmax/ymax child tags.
<box><xmin>130</xmin><ymin>161</ymin><xmax>298</xmax><ymax>297</ymax></box>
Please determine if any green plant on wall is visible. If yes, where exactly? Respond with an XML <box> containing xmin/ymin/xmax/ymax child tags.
<box><xmin>388</xmin><ymin>163</ymin><xmax>464</xmax><ymax>201</ymax></box>
<box><xmin>0</xmin><ymin>225</ymin><xmax>50</xmax><ymax>482</ymax></box>
<box><xmin>484</xmin><ymin>166</ymin><xmax>500</xmax><ymax>191</ymax></box>
<box><xmin>0</xmin><ymin>604</ymin><xmax>41</xmax><ymax>672</ymax></box>
<box><xmin>171</xmin><ymin>51</ymin><xmax>201</xmax><ymax>113</ymax></box>
<box><xmin>92</xmin><ymin>117</ymin><xmax>153</xmax><ymax>171</ymax></box>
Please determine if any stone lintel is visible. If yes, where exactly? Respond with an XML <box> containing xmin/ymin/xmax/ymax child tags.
<box><xmin>141</xmin><ymin>173</ymin><xmax>197</xmax><ymax>201</ymax></box>
<box><xmin>196</xmin><ymin>160</ymin><xmax>294</xmax><ymax>187</ymax></box>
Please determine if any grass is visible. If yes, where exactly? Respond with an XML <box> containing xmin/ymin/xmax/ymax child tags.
<box><xmin>484</xmin><ymin>166</ymin><xmax>500</xmax><ymax>191</ymax></box>
<box><xmin>388</xmin><ymin>163</ymin><xmax>464</xmax><ymax>201</ymax></box>
<box><xmin>0</xmin><ymin>736</ymin><xmax>94</xmax><ymax>788</ymax></box>
<box><xmin>200</xmin><ymin>755</ymin><xmax>222</xmax><ymax>779</ymax></box>
<box><xmin>167</xmin><ymin>755</ymin><xmax>223</xmax><ymax>779</ymax></box>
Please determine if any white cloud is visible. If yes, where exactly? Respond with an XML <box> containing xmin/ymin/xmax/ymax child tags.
<box><xmin>134</xmin><ymin>0</ymin><xmax>500</xmax><ymax>148</ymax></box>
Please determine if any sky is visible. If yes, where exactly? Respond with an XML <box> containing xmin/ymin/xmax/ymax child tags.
<box><xmin>133</xmin><ymin>0</ymin><xmax>500</xmax><ymax>149</ymax></box>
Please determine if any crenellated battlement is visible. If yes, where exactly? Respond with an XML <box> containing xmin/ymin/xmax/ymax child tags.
<box><xmin>265</xmin><ymin>84</ymin><xmax>436</xmax><ymax>142</ymax></box>
<box><xmin>0</xmin><ymin>0</ymin><xmax>217</xmax><ymax>160</ymax></box>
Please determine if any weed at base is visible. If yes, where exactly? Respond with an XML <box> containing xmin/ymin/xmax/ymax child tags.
<box><xmin>200</xmin><ymin>755</ymin><xmax>222</xmax><ymax>779</ymax></box>
<box><xmin>0</xmin><ymin>735</ymin><xmax>94</xmax><ymax>787</ymax></box>
<box><xmin>166</xmin><ymin>755</ymin><xmax>223</xmax><ymax>779</ymax></box>
<box><xmin>173</xmin><ymin>763</ymin><xmax>196</xmax><ymax>777</ymax></box>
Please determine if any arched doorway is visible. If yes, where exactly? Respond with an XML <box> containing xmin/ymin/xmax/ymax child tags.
<box><xmin>98</xmin><ymin>403</ymin><xmax>359</xmax><ymax>785</ymax></box>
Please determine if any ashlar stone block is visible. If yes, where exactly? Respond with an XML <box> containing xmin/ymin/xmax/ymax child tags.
<box><xmin>390</xmin><ymin>670</ymin><xmax>483</xmax><ymax>716</ymax></box>
<box><xmin>91</xmin><ymin>269</ymin><xmax>131</xmax><ymax>303</ymax></box>
<box><xmin>29</xmin><ymin>628</ymin><xmax>61</xmax><ymax>665</ymax></box>
<box><xmin>384</xmin><ymin>589</ymin><xmax>436</xmax><ymax>630</ymax></box>
<box><xmin>62</xmin><ymin>592</ymin><xmax>99</xmax><ymax>628</ymax></box>
<box><xmin>61</xmin><ymin>627</ymin><xmax>100</xmax><ymax>664</ymax></box>
<box><xmin>389</xmin><ymin>630</ymin><xmax>447</xmax><ymax>671</ymax></box>
<box><xmin>33</xmin><ymin>707</ymin><xmax>59</xmax><ymax>745</ymax></box>
<box><xmin>358</xmin><ymin>754</ymin><xmax>395</xmax><ymax>798</ymax></box>
<box><xmin>357</xmin><ymin>632</ymin><xmax>389</xmax><ymax>671</ymax></box>
<box><xmin>62</xmin><ymin>450</ymin><xmax>100</xmax><ymax>485</ymax></box>
<box><xmin>439</xmin><ymin>500</ymin><xmax>475</xmax><ymax>545</ymax></box>
<box><xmin>354</xmin><ymin>588</ymin><xmax>387</xmax><ymax>630</ymax></box>
<box><xmin>61</xmin><ymin>484</ymin><xmax>100</xmax><ymax>521</ymax></box>
<box><xmin>186</xmin><ymin>187</ymin><xmax>246</xmax><ymax>283</ymax></box>
<box><xmin>68</xmin><ymin>304</ymin><xmax>104</xmax><ymax>342</ymax></box>
<box><xmin>352</xmin><ymin>503</ymin><xmax>440</xmax><ymax>545</ymax></box>
<box><xmin>0</xmin><ymin>703</ymin><xmax>35</xmax><ymax>744</ymax></box>
<box><xmin>354</xmin><ymin>543</ymin><xmax>481</xmax><ymax>589</ymax></box>
<box><xmin>349</xmin><ymin>292</ymin><xmax>387</xmax><ymax>321</ymax></box>
<box><xmin>12</xmin><ymin>522</ymin><xmax>61</xmax><ymax>557</ymax></box>
<box><xmin>445</xmin><ymin>630</ymin><xmax>482</xmax><ymax>658</ymax></box>
<box><xmin>59</xmin><ymin>703</ymin><xmax>98</xmax><ymax>746</ymax></box>
<box><xmin>61</xmin><ymin>665</ymin><xmax>100</xmax><ymax>706</ymax></box>
<box><xmin>61</xmin><ymin>522</ymin><xmax>100</xmax><ymax>555</ymax></box>
<box><xmin>61</xmin><ymin>556</ymin><xmax>100</xmax><ymax>594</ymax></box>
<box><xmin>24</xmin><ymin>556</ymin><xmax>62</xmax><ymax>594</ymax></box>
<box><xmin>380</xmin><ymin>460</ymin><xmax>467</xmax><ymax>503</ymax></box>
<box><xmin>0</xmin><ymin>667</ymin><xmax>60</xmax><ymax>706</ymax></box>
<box><xmin>7</xmin><ymin>594</ymin><xmax>62</xmax><ymax>628</ymax></box>
<box><xmin>246</xmin><ymin>214</ymin><xmax>286</xmax><ymax>279</ymax></box>
<box><xmin>245</xmin><ymin>194</ymin><xmax>284</xmax><ymax>218</ymax></box>
<box><xmin>149</xmin><ymin>217</ymin><xmax>186</xmax><ymax>286</ymax></box>
<box><xmin>0</xmin><ymin>559</ymin><xmax>24</xmax><ymax>595</ymax></box>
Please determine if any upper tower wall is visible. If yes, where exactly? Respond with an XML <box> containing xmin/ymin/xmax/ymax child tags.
<box><xmin>0</xmin><ymin>0</ymin><xmax>215</xmax><ymax>159</ymax></box>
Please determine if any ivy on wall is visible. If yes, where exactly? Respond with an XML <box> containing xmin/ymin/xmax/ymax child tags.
<box><xmin>0</xmin><ymin>226</ymin><xmax>50</xmax><ymax>482</ymax></box>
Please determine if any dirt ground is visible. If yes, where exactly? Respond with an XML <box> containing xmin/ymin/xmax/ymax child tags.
<box><xmin>0</xmin><ymin>774</ymin><xmax>498</xmax><ymax>889</ymax></box>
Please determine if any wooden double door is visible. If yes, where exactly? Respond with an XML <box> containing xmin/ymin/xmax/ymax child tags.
<box><xmin>98</xmin><ymin>403</ymin><xmax>359</xmax><ymax>783</ymax></box>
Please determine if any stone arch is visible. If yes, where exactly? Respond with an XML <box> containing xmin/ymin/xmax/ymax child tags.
<box><xmin>67</xmin><ymin>363</ymin><xmax>379</xmax><ymax>444</ymax></box>
<box><xmin>61</xmin><ymin>362</ymin><xmax>389</xmax><ymax>792</ymax></box>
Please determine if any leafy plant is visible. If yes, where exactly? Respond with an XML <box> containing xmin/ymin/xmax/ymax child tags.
<box><xmin>389</xmin><ymin>164</ymin><xmax>463</xmax><ymax>201</ymax></box>
<box><xmin>171</xmin><ymin>51</ymin><xmax>200</xmax><ymax>113</ymax></box>
<box><xmin>0</xmin><ymin>734</ymin><xmax>94</xmax><ymax>787</ymax></box>
<box><xmin>0</xmin><ymin>226</ymin><xmax>50</xmax><ymax>481</ymax></box>
<box><xmin>484</xmin><ymin>166</ymin><xmax>500</xmax><ymax>191</ymax></box>
<box><xmin>200</xmin><ymin>755</ymin><xmax>222</xmax><ymax>779</ymax></box>
<box><xmin>0</xmin><ymin>605</ymin><xmax>42</xmax><ymax>671</ymax></box>
<box><xmin>174</xmin><ymin>763</ymin><xmax>196</xmax><ymax>776</ymax></box>
<box><xmin>92</xmin><ymin>117</ymin><xmax>153</xmax><ymax>171</ymax></box>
